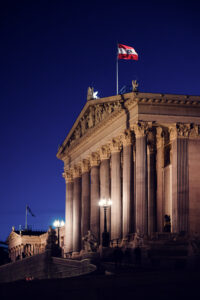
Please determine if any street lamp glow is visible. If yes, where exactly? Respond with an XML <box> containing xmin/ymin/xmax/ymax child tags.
<box><xmin>99</xmin><ymin>198</ymin><xmax>112</xmax><ymax>207</ymax></box>
<box><xmin>60</xmin><ymin>220</ymin><xmax>65</xmax><ymax>227</ymax></box>
<box><xmin>53</xmin><ymin>219</ymin><xmax>65</xmax><ymax>228</ymax></box>
<box><xmin>99</xmin><ymin>198</ymin><xmax>112</xmax><ymax>247</ymax></box>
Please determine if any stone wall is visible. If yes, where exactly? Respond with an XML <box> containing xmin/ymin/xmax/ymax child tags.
<box><xmin>0</xmin><ymin>251</ymin><xmax>51</xmax><ymax>283</ymax></box>
<box><xmin>0</xmin><ymin>251</ymin><xmax>96</xmax><ymax>283</ymax></box>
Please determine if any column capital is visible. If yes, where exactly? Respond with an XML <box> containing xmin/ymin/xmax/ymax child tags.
<box><xmin>110</xmin><ymin>137</ymin><xmax>122</xmax><ymax>153</ymax></box>
<box><xmin>62</xmin><ymin>169</ymin><xmax>73</xmax><ymax>183</ymax></box>
<box><xmin>90</xmin><ymin>152</ymin><xmax>100</xmax><ymax>167</ymax></box>
<box><xmin>73</xmin><ymin>165</ymin><xmax>82</xmax><ymax>178</ymax></box>
<box><xmin>169</xmin><ymin>123</ymin><xmax>193</xmax><ymax>141</ymax></box>
<box><xmin>99</xmin><ymin>145</ymin><xmax>110</xmax><ymax>160</ymax></box>
<box><xmin>81</xmin><ymin>159</ymin><xmax>90</xmax><ymax>173</ymax></box>
<box><xmin>169</xmin><ymin>125</ymin><xmax>177</xmax><ymax>141</ymax></box>
<box><xmin>121</xmin><ymin>129</ymin><xmax>133</xmax><ymax>146</ymax></box>
<box><xmin>189</xmin><ymin>124</ymin><xmax>199</xmax><ymax>138</ymax></box>
<box><xmin>176</xmin><ymin>123</ymin><xmax>191</xmax><ymax>138</ymax></box>
<box><xmin>156</xmin><ymin>126</ymin><xmax>164</xmax><ymax>149</ymax></box>
<box><xmin>133</xmin><ymin>121</ymin><xmax>149</xmax><ymax>138</ymax></box>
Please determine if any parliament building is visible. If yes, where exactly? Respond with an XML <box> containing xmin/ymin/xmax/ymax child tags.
<box><xmin>57</xmin><ymin>89</ymin><xmax>200</xmax><ymax>255</ymax></box>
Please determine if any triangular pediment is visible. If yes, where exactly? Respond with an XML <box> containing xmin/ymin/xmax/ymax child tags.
<box><xmin>57</xmin><ymin>94</ymin><xmax>127</xmax><ymax>159</ymax></box>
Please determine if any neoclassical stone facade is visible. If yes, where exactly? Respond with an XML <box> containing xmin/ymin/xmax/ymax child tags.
<box><xmin>7</xmin><ymin>227</ymin><xmax>65</xmax><ymax>262</ymax></box>
<box><xmin>57</xmin><ymin>91</ymin><xmax>200</xmax><ymax>254</ymax></box>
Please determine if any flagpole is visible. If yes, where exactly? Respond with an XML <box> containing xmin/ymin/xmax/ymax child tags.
<box><xmin>25</xmin><ymin>205</ymin><xmax>27</xmax><ymax>230</ymax></box>
<box><xmin>116</xmin><ymin>43</ymin><xmax>118</xmax><ymax>95</ymax></box>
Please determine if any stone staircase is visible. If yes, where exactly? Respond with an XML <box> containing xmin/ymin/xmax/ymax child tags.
<box><xmin>146</xmin><ymin>237</ymin><xmax>189</xmax><ymax>269</ymax></box>
<box><xmin>48</xmin><ymin>257</ymin><xmax>96</xmax><ymax>279</ymax></box>
<box><xmin>0</xmin><ymin>251</ymin><xmax>96</xmax><ymax>283</ymax></box>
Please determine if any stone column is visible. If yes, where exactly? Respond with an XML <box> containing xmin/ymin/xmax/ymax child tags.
<box><xmin>170</xmin><ymin>124</ymin><xmax>189</xmax><ymax>233</ymax></box>
<box><xmin>72</xmin><ymin>165</ymin><xmax>82</xmax><ymax>252</ymax></box>
<box><xmin>156</xmin><ymin>127</ymin><xmax>164</xmax><ymax>232</ymax></box>
<box><xmin>100</xmin><ymin>145</ymin><xmax>111</xmax><ymax>243</ymax></box>
<box><xmin>147</xmin><ymin>129</ymin><xmax>157</xmax><ymax>234</ymax></box>
<box><xmin>111</xmin><ymin>138</ymin><xmax>122</xmax><ymax>240</ymax></box>
<box><xmin>121</xmin><ymin>130</ymin><xmax>133</xmax><ymax>239</ymax></box>
<box><xmin>63</xmin><ymin>170</ymin><xmax>73</xmax><ymax>253</ymax></box>
<box><xmin>90</xmin><ymin>152</ymin><xmax>100</xmax><ymax>243</ymax></box>
<box><xmin>81</xmin><ymin>159</ymin><xmax>90</xmax><ymax>239</ymax></box>
<box><xmin>134</xmin><ymin>122</ymin><xmax>148</xmax><ymax>235</ymax></box>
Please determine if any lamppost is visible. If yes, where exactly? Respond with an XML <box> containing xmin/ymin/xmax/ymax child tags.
<box><xmin>99</xmin><ymin>199</ymin><xmax>112</xmax><ymax>247</ymax></box>
<box><xmin>53</xmin><ymin>219</ymin><xmax>65</xmax><ymax>248</ymax></box>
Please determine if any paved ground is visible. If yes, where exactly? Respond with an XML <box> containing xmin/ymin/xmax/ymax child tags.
<box><xmin>1</xmin><ymin>267</ymin><xmax>200</xmax><ymax>300</ymax></box>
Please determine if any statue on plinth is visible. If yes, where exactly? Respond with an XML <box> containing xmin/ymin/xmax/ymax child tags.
<box><xmin>132</xmin><ymin>231</ymin><xmax>144</xmax><ymax>248</ymax></box>
<box><xmin>82</xmin><ymin>230</ymin><xmax>98</xmax><ymax>252</ymax></box>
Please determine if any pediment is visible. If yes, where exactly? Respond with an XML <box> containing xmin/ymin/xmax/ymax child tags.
<box><xmin>7</xmin><ymin>231</ymin><xmax>20</xmax><ymax>243</ymax></box>
<box><xmin>57</xmin><ymin>96</ymin><xmax>125</xmax><ymax>159</ymax></box>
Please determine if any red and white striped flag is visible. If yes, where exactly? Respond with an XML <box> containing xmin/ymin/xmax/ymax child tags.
<box><xmin>118</xmin><ymin>44</ymin><xmax>138</xmax><ymax>60</ymax></box>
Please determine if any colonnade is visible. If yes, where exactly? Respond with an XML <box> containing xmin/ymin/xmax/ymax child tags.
<box><xmin>64</xmin><ymin>121</ymin><xmax>195</xmax><ymax>253</ymax></box>
<box><xmin>9</xmin><ymin>243</ymin><xmax>45</xmax><ymax>262</ymax></box>
<box><xmin>63</xmin><ymin>122</ymin><xmax>161</xmax><ymax>253</ymax></box>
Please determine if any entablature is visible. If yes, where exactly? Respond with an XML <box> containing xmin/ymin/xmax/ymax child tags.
<box><xmin>57</xmin><ymin>91</ymin><xmax>200</xmax><ymax>164</ymax></box>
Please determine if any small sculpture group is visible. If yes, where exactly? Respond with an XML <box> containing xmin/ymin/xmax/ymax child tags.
<box><xmin>82</xmin><ymin>230</ymin><xmax>98</xmax><ymax>252</ymax></box>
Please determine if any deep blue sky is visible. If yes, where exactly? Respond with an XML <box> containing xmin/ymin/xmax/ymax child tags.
<box><xmin>1</xmin><ymin>0</ymin><xmax>200</xmax><ymax>241</ymax></box>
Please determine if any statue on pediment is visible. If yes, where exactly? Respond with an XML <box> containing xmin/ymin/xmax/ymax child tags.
<box><xmin>132</xmin><ymin>80</ymin><xmax>139</xmax><ymax>92</ymax></box>
<box><xmin>87</xmin><ymin>87</ymin><xmax>94</xmax><ymax>101</ymax></box>
<box><xmin>87</xmin><ymin>86</ymin><xmax>99</xmax><ymax>101</ymax></box>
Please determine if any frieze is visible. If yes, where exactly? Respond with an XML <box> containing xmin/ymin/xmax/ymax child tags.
<box><xmin>66</xmin><ymin>101</ymin><xmax>123</xmax><ymax>149</ymax></box>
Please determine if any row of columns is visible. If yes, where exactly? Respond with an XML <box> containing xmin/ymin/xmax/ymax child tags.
<box><xmin>9</xmin><ymin>243</ymin><xmax>44</xmax><ymax>262</ymax></box>
<box><xmin>64</xmin><ymin>126</ymin><xmax>154</xmax><ymax>253</ymax></box>
<box><xmin>63</xmin><ymin>122</ymin><xmax>191</xmax><ymax>253</ymax></box>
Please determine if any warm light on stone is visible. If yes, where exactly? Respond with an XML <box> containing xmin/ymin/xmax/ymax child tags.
<box><xmin>99</xmin><ymin>198</ymin><xmax>112</xmax><ymax>207</ymax></box>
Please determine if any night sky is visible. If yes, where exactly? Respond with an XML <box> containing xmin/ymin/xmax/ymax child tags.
<box><xmin>1</xmin><ymin>0</ymin><xmax>200</xmax><ymax>241</ymax></box>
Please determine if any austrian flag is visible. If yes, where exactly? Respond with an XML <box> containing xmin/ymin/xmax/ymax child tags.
<box><xmin>118</xmin><ymin>44</ymin><xmax>138</xmax><ymax>60</ymax></box>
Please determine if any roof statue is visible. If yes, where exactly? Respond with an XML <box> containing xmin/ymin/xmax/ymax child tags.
<box><xmin>132</xmin><ymin>80</ymin><xmax>139</xmax><ymax>92</ymax></box>
<box><xmin>87</xmin><ymin>86</ymin><xmax>99</xmax><ymax>101</ymax></box>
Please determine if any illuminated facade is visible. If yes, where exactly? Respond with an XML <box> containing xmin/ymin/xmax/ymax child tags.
<box><xmin>57</xmin><ymin>91</ymin><xmax>200</xmax><ymax>254</ymax></box>
<box><xmin>7</xmin><ymin>226</ymin><xmax>65</xmax><ymax>262</ymax></box>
